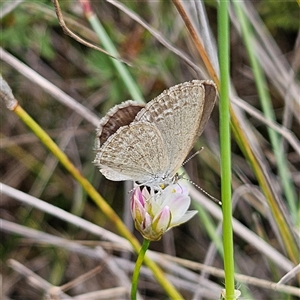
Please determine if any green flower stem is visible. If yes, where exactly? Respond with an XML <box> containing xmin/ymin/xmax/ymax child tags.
<box><xmin>131</xmin><ymin>239</ymin><xmax>151</xmax><ymax>300</ymax></box>
<box><xmin>218</xmin><ymin>1</ymin><xmax>236</xmax><ymax>299</ymax></box>
<box><xmin>11</xmin><ymin>103</ymin><xmax>183</xmax><ymax>299</ymax></box>
<box><xmin>86</xmin><ymin>12</ymin><xmax>144</xmax><ymax>103</ymax></box>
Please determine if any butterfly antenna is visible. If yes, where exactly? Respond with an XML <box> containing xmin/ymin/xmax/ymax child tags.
<box><xmin>182</xmin><ymin>147</ymin><xmax>204</xmax><ymax>166</ymax></box>
<box><xmin>180</xmin><ymin>148</ymin><xmax>221</xmax><ymax>205</ymax></box>
<box><xmin>186</xmin><ymin>178</ymin><xmax>222</xmax><ymax>206</ymax></box>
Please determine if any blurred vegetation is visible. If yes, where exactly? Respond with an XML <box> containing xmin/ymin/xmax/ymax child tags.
<box><xmin>258</xmin><ymin>0</ymin><xmax>300</xmax><ymax>31</ymax></box>
<box><xmin>1</xmin><ymin>0</ymin><xmax>299</xmax><ymax>299</ymax></box>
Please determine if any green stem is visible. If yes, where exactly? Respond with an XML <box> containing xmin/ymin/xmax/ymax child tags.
<box><xmin>87</xmin><ymin>13</ymin><xmax>144</xmax><ymax>103</ymax></box>
<box><xmin>131</xmin><ymin>239</ymin><xmax>151</xmax><ymax>300</ymax></box>
<box><xmin>218</xmin><ymin>1</ymin><xmax>236</xmax><ymax>299</ymax></box>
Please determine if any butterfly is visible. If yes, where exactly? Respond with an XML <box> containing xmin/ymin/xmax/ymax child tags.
<box><xmin>93</xmin><ymin>80</ymin><xmax>217</xmax><ymax>190</ymax></box>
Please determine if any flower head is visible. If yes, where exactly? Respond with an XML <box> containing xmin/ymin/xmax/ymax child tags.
<box><xmin>130</xmin><ymin>182</ymin><xmax>197</xmax><ymax>241</ymax></box>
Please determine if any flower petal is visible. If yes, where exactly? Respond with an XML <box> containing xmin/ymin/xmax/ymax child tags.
<box><xmin>165</xmin><ymin>194</ymin><xmax>191</xmax><ymax>221</ymax></box>
<box><xmin>153</xmin><ymin>206</ymin><xmax>172</xmax><ymax>233</ymax></box>
<box><xmin>169</xmin><ymin>210</ymin><xmax>198</xmax><ymax>227</ymax></box>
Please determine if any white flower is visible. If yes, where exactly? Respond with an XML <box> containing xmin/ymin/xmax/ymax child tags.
<box><xmin>130</xmin><ymin>182</ymin><xmax>197</xmax><ymax>241</ymax></box>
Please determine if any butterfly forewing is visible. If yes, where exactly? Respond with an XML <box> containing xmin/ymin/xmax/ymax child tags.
<box><xmin>197</xmin><ymin>81</ymin><xmax>217</xmax><ymax>137</ymax></box>
<box><xmin>135</xmin><ymin>80</ymin><xmax>207</xmax><ymax>176</ymax></box>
